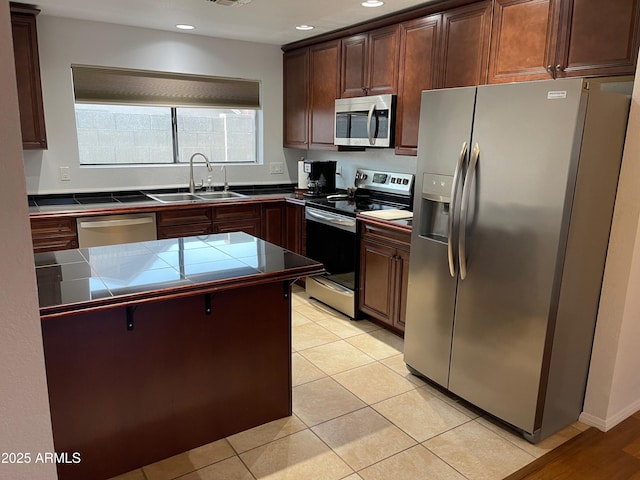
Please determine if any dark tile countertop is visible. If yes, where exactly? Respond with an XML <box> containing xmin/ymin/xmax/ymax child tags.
<box><xmin>28</xmin><ymin>184</ymin><xmax>304</xmax><ymax>215</ymax></box>
<box><xmin>35</xmin><ymin>232</ymin><xmax>324</xmax><ymax>318</ymax></box>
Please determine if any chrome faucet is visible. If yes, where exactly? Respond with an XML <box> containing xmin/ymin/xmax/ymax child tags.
<box><xmin>189</xmin><ymin>153</ymin><xmax>213</xmax><ymax>194</ymax></box>
<box><xmin>222</xmin><ymin>165</ymin><xmax>229</xmax><ymax>192</ymax></box>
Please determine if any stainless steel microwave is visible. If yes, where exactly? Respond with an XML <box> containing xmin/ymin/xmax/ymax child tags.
<box><xmin>334</xmin><ymin>94</ymin><xmax>396</xmax><ymax>148</ymax></box>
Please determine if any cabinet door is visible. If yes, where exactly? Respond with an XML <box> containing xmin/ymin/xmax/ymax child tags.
<box><xmin>440</xmin><ymin>0</ymin><xmax>492</xmax><ymax>88</ymax></box>
<box><xmin>309</xmin><ymin>40</ymin><xmax>341</xmax><ymax>149</ymax></box>
<box><xmin>487</xmin><ymin>0</ymin><xmax>561</xmax><ymax>83</ymax></box>
<box><xmin>283</xmin><ymin>48</ymin><xmax>309</xmax><ymax>148</ymax></box>
<box><xmin>284</xmin><ymin>203</ymin><xmax>304</xmax><ymax>254</ymax></box>
<box><xmin>367</xmin><ymin>25</ymin><xmax>400</xmax><ymax>96</ymax></box>
<box><xmin>11</xmin><ymin>8</ymin><xmax>47</xmax><ymax>149</ymax></box>
<box><xmin>340</xmin><ymin>34</ymin><xmax>368</xmax><ymax>97</ymax></box>
<box><xmin>555</xmin><ymin>0</ymin><xmax>640</xmax><ymax>77</ymax></box>
<box><xmin>359</xmin><ymin>239</ymin><xmax>395</xmax><ymax>325</ymax></box>
<box><xmin>395</xmin><ymin>14</ymin><xmax>441</xmax><ymax>156</ymax></box>
<box><xmin>262</xmin><ymin>204</ymin><xmax>284</xmax><ymax>246</ymax></box>
<box><xmin>394</xmin><ymin>248</ymin><xmax>410</xmax><ymax>331</ymax></box>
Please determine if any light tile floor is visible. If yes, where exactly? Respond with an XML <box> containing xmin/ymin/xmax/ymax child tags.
<box><xmin>110</xmin><ymin>286</ymin><xmax>588</xmax><ymax>480</ymax></box>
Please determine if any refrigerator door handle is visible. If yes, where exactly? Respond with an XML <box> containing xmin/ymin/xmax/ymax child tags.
<box><xmin>459</xmin><ymin>143</ymin><xmax>480</xmax><ymax>280</ymax></box>
<box><xmin>366</xmin><ymin>104</ymin><xmax>376</xmax><ymax>146</ymax></box>
<box><xmin>448</xmin><ymin>142</ymin><xmax>467</xmax><ymax>277</ymax></box>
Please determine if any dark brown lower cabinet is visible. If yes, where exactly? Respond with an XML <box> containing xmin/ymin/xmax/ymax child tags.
<box><xmin>156</xmin><ymin>207</ymin><xmax>213</xmax><ymax>239</ymax></box>
<box><xmin>359</xmin><ymin>221</ymin><xmax>410</xmax><ymax>333</ymax></box>
<box><xmin>213</xmin><ymin>203</ymin><xmax>261</xmax><ymax>237</ymax></box>
<box><xmin>30</xmin><ymin>217</ymin><xmax>78</xmax><ymax>253</ymax></box>
<box><xmin>261</xmin><ymin>203</ymin><xmax>284</xmax><ymax>246</ymax></box>
<box><xmin>213</xmin><ymin>218</ymin><xmax>261</xmax><ymax>236</ymax></box>
<box><xmin>284</xmin><ymin>202</ymin><xmax>305</xmax><ymax>255</ymax></box>
<box><xmin>42</xmin><ymin>282</ymin><xmax>291</xmax><ymax>480</ymax></box>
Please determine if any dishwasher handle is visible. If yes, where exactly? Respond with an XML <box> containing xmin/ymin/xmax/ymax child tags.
<box><xmin>79</xmin><ymin>216</ymin><xmax>154</xmax><ymax>229</ymax></box>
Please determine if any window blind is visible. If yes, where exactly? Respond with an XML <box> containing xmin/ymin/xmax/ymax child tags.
<box><xmin>71</xmin><ymin>65</ymin><xmax>261</xmax><ymax>109</ymax></box>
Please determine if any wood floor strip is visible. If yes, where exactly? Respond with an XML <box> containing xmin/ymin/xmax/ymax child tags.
<box><xmin>505</xmin><ymin>413</ymin><xmax>640</xmax><ymax>480</ymax></box>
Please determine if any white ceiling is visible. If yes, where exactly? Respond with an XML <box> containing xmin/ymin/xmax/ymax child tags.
<box><xmin>30</xmin><ymin>0</ymin><xmax>436</xmax><ymax>46</ymax></box>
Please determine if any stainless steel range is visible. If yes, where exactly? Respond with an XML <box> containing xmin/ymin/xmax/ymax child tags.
<box><xmin>304</xmin><ymin>168</ymin><xmax>414</xmax><ymax>318</ymax></box>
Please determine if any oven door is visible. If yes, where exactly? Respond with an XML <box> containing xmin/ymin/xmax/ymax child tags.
<box><xmin>305</xmin><ymin>207</ymin><xmax>357</xmax><ymax>318</ymax></box>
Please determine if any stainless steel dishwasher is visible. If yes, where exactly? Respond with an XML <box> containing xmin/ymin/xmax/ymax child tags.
<box><xmin>76</xmin><ymin>213</ymin><xmax>157</xmax><ymax>248</ymax></box>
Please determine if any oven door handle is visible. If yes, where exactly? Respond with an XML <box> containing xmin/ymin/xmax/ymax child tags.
<box><xmin>311</xmin><ymin>276</ymin><xmax>353</xmax><ymax>295</ymax></box>
<box><xmin>306</xmin><ymin>209</ymin><xmax>356</xmax><ymax>228</ymax></box>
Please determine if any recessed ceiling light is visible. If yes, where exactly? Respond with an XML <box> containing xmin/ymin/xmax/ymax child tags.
<box><xmin>296</xmin><ymin>25</ymin><xmax>315</xmax><ymax>31</ymax></box>
<box><xmin>361</xmin><ymin>0</ymin><xmax>384</xmax><ymax>7</ymax></box>
<box><xmin>176</xmin><ymin>24</ymin><xmax>196</xmax><ymax>30</ymax></box>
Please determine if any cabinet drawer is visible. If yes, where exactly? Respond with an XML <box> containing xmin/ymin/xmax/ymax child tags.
<box><xmin>32</xmin><ymin>236</ymin><xmax>78</xmax><ymax>253</ymax></box>
<box><xmin>31</xmin><ymin>217</ymin><xmax>76</xmax><ymax>236</ymax></box>
<box><xmin>213</xmin><ymin>218</ymin><xmax>261</xmax><ymax>237</ymax></box>
<box><xmin>31</xmin><ymin>217</ymin><xmax>78</xmax><ymax>253</ymax></box>
<box><xmin>212</xmin><ymin>204</ymin><xmax>260</xmax><ymax>221</ymax></box>
<box><xmin>156</xmin><ymin>208</ymin><xmax>212</xmax><ymax>227</ymax></box>
<box><xmin>157</xmin><ymin>224</ymin><xmax>213</xmax><ymax>240</ymax></box>
<box><xmin>361</xmin><ymin>222</ymin><xmax>411</xmax><ymax>249</ymax></box>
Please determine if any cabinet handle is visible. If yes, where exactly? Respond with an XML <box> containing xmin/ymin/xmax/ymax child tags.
<box><xmin>204</xmin><ymin>293</ymin><xmax>212</xmax><ymax>315</ymax></box>
<box><xmin>126</xmin><ymin>306</ymin><xmax>137</xmax><ymax>331</ymax></box>
<box><xmin>556</xmin><ymin>64</ymin><xmax>565</xmax><ymax>72</ymax></box>
<box><xmin>546</xmin><ymin>65</ymin><xmax>553</xmax><ymax>73</ymax></box>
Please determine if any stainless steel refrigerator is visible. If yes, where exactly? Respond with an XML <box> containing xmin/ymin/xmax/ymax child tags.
<box><xmin>404</xmin><ymin>78</ymin><xmax>632</xmax><ymax>442</ymax></box>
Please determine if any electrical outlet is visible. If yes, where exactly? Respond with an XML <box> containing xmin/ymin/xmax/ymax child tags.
<box><xmin>269</xmin><ymin>162</ymin><xmax>284</xmax><ymax>174</ymax></box>
<box><xmin>336</xmin><ymin>165</ymin><xmax>343</xmax><ymax>176</ymax></box>
<box><xmin>59</xmin><ymin>166</ymin><xmax>71</xmax><ymax>181</ymax></box>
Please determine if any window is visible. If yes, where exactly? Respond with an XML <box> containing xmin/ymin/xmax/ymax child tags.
<box><xmin>72</xmin><ymin>65</ymin><xmax>261</xmax><ymax>166</ymax></box>
<box><xmin>176</xmin><ymin>108</ymin><xmax>256</xmax><ymax>164</ymax></box>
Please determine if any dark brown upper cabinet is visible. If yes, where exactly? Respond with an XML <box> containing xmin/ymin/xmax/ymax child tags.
<box><xmin>10</xmin><ymin>3</ymin><xmax>47</xmax><ymax>150</ymax></box>
<box><xmin>283</xmin><ymin>0</ymin><xmax>639</xmax><ymax>153</ymax></box>
<box><xmin>488</xmin><ymin>0</ymin><xmax>639</xmax><ymax>83</ymax></box>
<box><xmin>395</xmin><ymin>15</ymin><xmax>442</xmax><ymax>156</ymax></box>
<box><xmin>340</xmin><ymin>25</ymin><xmax>400</xmax><ymax>98</ymax></box>
<box><xmin>283</xmin><ymin>40</ymin><xmax>341</xmax><ymax>151</ymax></box>
<box><xmin>439</xmin><ymin>1</ymin><xmax>492</xmax><ymax>88</ymax></box>
<box><xmin>283</xmin><ymin>48</ymin><xmax>309</xmax><ymax>148</ymax></box>
<box><xmin>395</xmin><ymin>1</ymin><xmax>491</xmax><ymax>156</ymax></box>
<box><xmin>554</xmin><ymin>0</ymin><xmax>640</xmax><ymax>78</ymax></box>
<box><xmin>488</xmin><ymin>0</ymin><xmax>560</xmax><ymax>82</ymax></box>
<box><xmin>308</xmin><ymin>40</ymin><xmax>341</xmax><ymax>150</ymax></box>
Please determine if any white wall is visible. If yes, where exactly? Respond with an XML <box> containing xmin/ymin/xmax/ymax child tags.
<box><xmin>581</xmin><ymin>57</ymin><xmax>640</xmax><ymax>430</ymax></box>
<box><xmin>23</xmin><ymin>16</ymin><xmax>296</xmax><ymax>194</ymax></box>
<box><xmin>0</xmin><ymin>2</ymin><xmax>57</xmax><ymax>478</ymax></box>
<box><xmin>305</xmin><ymin>148</ymin><xmax>418</xmax><ymax>190</ymax></box>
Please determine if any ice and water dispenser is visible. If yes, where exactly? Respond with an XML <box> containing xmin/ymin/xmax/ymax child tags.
<box><xmin>418</xmin><ymin>173</ymin><xmax>454</xmax><ymax>243</ymax></box>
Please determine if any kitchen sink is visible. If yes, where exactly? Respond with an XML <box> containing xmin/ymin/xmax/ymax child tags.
<box><xmin>145</xmin><ymin>192</ymin><xmax>202</xmax><ymax>203</ymax></box>
<box><xmin>194</xmin><ymin>191</ymin><xmax>248</xmax><ymax>200</ymax></box>
<box><xmin>145</xmin><ymin>191</ymin><xmax>248</xmax><ymax>203</ymax></box>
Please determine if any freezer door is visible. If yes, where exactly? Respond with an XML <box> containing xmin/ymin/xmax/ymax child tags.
<box><xmin>404</xmin><ymin>87</ymin><xmax>476</xmax><ymax>388</ymax></box>
<box><xmin>448</xmin><ymin>79</ymin><xmax>587</xmax><ymax>434</ymax></box>
<box><xmin>412</xmin><ymin>87</ymin><xmax>477</xmax><ymax>179</ymax></box>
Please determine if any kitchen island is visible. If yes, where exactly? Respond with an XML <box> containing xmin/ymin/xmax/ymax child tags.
<box><xmin>35</xmin><ymin>232</ymin><xmax>323</xmax><ymax>480</ymax></box>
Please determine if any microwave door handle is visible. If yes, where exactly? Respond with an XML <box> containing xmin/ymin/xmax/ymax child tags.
<box><xmin>367</xmin><ymin>104</ymin><xmax>376</xmax><ymax>146</ymax></box>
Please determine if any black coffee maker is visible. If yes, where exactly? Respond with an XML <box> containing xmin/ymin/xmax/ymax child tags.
<box><xmin>303</xmin><ymin>160</ymin><xmax>337</xmax><ymax>196</ymax></box>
